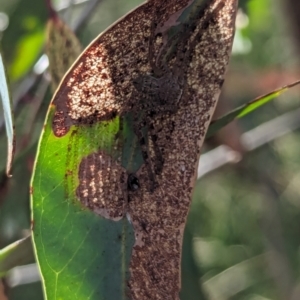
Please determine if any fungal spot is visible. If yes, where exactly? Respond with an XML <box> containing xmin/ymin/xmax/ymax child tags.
<box><xmin>76</xmin><ymin>151</ymin><xmax>127</xmax><ymax>221</ymax></box>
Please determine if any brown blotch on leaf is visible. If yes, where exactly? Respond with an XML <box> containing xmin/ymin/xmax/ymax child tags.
<box><xmin>29</xmin><ymin>186</ymin><xmax>34</xmax><ymax>195</ymax></box>
<box><xmin>52</xmin><ymin>110</ymin><xmax>70</xmax><ymax>137</ymax></box>
<box><xmin>126</xmin><ymin>1</ymin><xmax>238</xmax><ymax>299</ymax></box>
<box><xmin>76</xmin><ymin>151</ymin><xmax>127</xmax><ymax>221</ymax></box>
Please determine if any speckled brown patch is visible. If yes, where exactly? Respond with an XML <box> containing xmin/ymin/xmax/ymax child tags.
<box><xmin>51</xmin><ymin>3</ymin><xmax>154</xmax><ymax>137</ymax></box>
<box><xmin>76</xmin><ymin>151</ymin><xmax>127</xmax><ymax>221</ymax></box>
<box><xmin>126</xmin><ymin>1</ymin><xmax>238</xmax><ymax>300</ymax></box>
<box><xmin>50</xmin><ymin>0</ymin><xmax>237</xmax><ymax>299</ymax></box>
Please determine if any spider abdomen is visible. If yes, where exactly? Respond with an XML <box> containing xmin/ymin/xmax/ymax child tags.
<box><xmin>133</xmin><ymin>72</ymin><xmax>183</xmax><ymax>108</ymax></box>
<box><xmin>133</xmin><ymin>75</ymin><xmax>160</xmax><ymax>96</ymax></box>
<box><xmin>158</xmin><ymin>74</ymin><xmax>183</xmax><ymax>106</ymax></box>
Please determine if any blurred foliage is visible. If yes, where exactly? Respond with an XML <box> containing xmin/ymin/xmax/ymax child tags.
<box><xmin>45</xmin><ymin>15</ymin><xmax>82</xmax><ymax>91</ymax></box>
<box><xmin>207</xmin><ymin>79</ymin><xmax>300</xmax><ymax>138</ymax></box>
<box><xmin>0</xmin><ymin>236</ymin><xmax>33</xmax><ymax>277</ymax></box>
<box><xmin>0</xmin><ymin>0</ymin><xmax>47</xmax><ymax>81</ymax></box>
<box><xmin>1</xmin><ymin>0</ymin><xmax>300</xmax><ymax>299</ymax></box>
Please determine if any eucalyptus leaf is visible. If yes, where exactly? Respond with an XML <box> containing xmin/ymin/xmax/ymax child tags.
<box><xmin>0</xmin><ymin>236</ymin><xmax>33</xmax><ymax>277</ymax></box>
<box><xmin>206</xmin><ymin>79</ymin><xmax>300</xmax><ymax>138</ymax></box>
<box><xmin>31</xmin><ymin>0</ymin><xmax>237</xmax><ymax>298</ymax></box>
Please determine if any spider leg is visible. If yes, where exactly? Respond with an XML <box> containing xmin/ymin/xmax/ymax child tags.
<box><xmin>148</xmin><ymin>20</ymin><xmax>160</xmax><ymax>76</ymax></box>
<box><xmin>149</xmin><ymin>129</ymin><xmax>164</xmax><ymax>175</ymax></box>
<box><xmin>133</xmin><ymin>109</ymin><xmax>158</xmax><ymax>192</ymax></box>
<box><xmin>148</xmin><ymin>20</ymin><xmax>172</xmax><ymax>78</ymax></box>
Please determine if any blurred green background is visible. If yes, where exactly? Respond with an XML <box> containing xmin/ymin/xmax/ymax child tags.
<box><xmin>1</xmin><ymin>0</ymin><xmax>300</xmax><ymax>299</ymax></box>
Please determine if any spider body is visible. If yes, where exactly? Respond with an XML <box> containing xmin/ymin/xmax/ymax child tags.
<box><xmin>133</xmin><ymin>71</ymin><xmax>183</xmax><ymax>112</ymax></box>
<box><xmin>130</xmin><ymin>68</ymin><xmax>184</xmax><ymax>192</ymax></box>
<box><xmin>129</xmin><ymin>22</ymin><xmax>186</xmax><ymax>192</ymax></box>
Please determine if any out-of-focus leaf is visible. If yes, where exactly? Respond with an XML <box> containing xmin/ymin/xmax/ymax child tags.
<box><xmin>0</xmin><ymin>51</ymin><xmax>15</xmax><ymax>177</ymax></box>
<box><xmin>202</xmin><ymin>254</ymin><xmax>267</xmax><ymax>299</ymax></box>
<box><xmin>0</xmin><ymin>77</ymin><xmax>49</xmax><ymax>254</ymax></box>
<box><xmin>9</xmin><ymin>29</ymin><xmax>44</xmax><ymax>80</ymax></box>
<box><xmin>2</xmin><ymin>0</ymin><xmax>48</xmax><ymax>81</ymax></box>
<box><xmin>206</xmin><ymin>79</ymin><xmax>300</xmax><ymax>138</ymax></box>
<box><xmin>0</xmin><ymin>236</ymin><xmax>33</xmax><ymax>277</ymax></box>
<box><xmin>0</xmin><ymin>108</ymin><xmax>47</xmax><ymax>277</ymax></box>
<box><xmin>46</xmin><ymin>16</ymin><xmax>82</xmax><ymax>91</ymax></box>
<box><xmin>31</xmin><ymin>0</ymin><xmax>237</xmax><ymax>299</ymax></box>
<box><xmin>0</xmin><ymin>74</ymin><xmax>50</xmax><ymax>175</ymax></box>
<box><xmin>8</xmin><ymin>282</ymin><xmax>43</xmax><ymax>300</ymax></box>
<box><xmin>180</xmin><ymin>225</ymin><xmax>207</xmax><ymax>300</ymax></box>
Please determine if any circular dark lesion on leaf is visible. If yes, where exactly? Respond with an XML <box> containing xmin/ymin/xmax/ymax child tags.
<box><xmin>52</xmin><ymin>110</ymin><xmax>70</xmax><ymax>137</ymax></box>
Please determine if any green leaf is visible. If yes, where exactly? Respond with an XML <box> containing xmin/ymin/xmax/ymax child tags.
<box><xmin>0</xmin><ymin>51</ymin><xmax>15</xmax><ymax>176</ymax></box>
<box><xmin>0</xmin><ymin>236</ymin><xmax>33</xmax><ymax>277</ymax></box>
<box><xmin>206</xmin><ymin>79</ymin><xmax>300</xmax><ymax>138</ymax></box>
<box><xmin>2</xmin><ymin>0</ymin><xmax>48</xmax><ymax>81</ymax></box>
<box><xmin>9</xmin><ymin>29</ymin><xmax>45</xmax><ymax>80</ymax></box>
<box><xmin>0</xmin><ymin>74</ymin><xmax>50</xmax><ymax>174</ymax></box>
<box><xmin>180</xmin><ymin>226</ymin><xmax>207</xmax><ymax>300</ymax></box>
<box><xmin>31</xmin><ymin>108</ymin><xmax>135</xmax><ymax>299</ymax></box>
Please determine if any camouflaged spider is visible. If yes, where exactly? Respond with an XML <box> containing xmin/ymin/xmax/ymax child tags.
<box><xmin>130</xmin><ymin>23</ymin><xmax>185</xmax><ymax>192</ymax></box>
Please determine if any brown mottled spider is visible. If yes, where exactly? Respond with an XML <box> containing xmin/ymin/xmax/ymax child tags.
<box><xmin>127</xmin><ymin>5</ymin><xmax>222</xmax><ymax>192</ymax></box>
<box><xmin>131</xmin><ymin>22</ymin><xmax>186</xmax><ymax>192</ymax></box>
